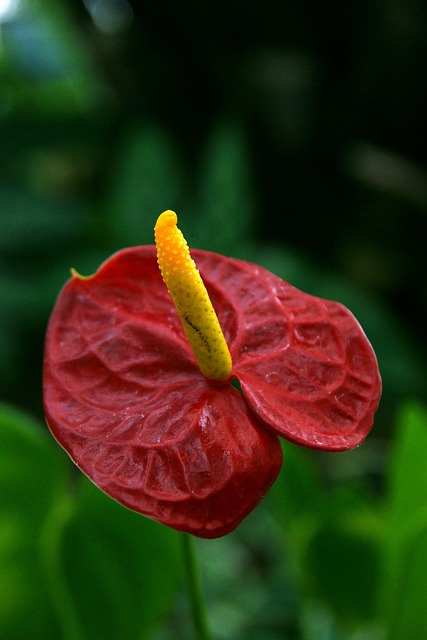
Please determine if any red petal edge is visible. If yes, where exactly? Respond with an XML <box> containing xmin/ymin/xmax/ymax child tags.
<box><xmin>43</xmin><ymin>246</ymin><xmax>282</xmax><ymax>538</ymax></box>
<box><xmin>194</xmin><ymin>251</ymin><xmax>382</xmax><ymax>451</ymax></box>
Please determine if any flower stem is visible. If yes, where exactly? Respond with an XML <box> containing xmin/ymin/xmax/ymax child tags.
<box><xmin>181</xmin><ymin>533</ymin><xmax>212</xmax><ymax>640</ymax></box>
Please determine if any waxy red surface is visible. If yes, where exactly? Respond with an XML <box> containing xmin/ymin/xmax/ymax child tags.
<box><xmin>43</xmin><ymin>246</ymin><xmax>381</xmax><ymax>537</ymax></box>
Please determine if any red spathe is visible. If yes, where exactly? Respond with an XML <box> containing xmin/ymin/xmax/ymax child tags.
<box><xmin>43</xmin><ymin>247</ymin><xmax>381</xmax><ymax>537</ymax></box>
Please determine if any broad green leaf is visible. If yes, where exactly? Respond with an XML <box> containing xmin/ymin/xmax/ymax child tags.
<box><xmin>269</xmin><ymin>441</ymin><xmax>384</xmax><ymax>626</ymax></box>
<box><xmin>380</xmin><ymin>403</ymin><xmax>427</xmax><ymax>637</ymax></box>
<box><xmin>293</xmin><ymin>463</ymin><xmax>383</xmax><ymax>626</ymax></box>
<box><xmin>303</xmin><ymin>512</ymin><xmax>382</xmax><ymax>622</ymax></box>
<box><xmin>0</xmin><ymin>404</ymin><xmax>68</xmax><ymax>640</ymax></box>
<box><xmin>387</xmin><ymin>520</ymin><xmax>427</xmax><ymax>640</ymax></box>
<box><xmin>59</xmin><ymin>477</ymin><xmax>181</xmax><ymax>640</ymax></box>
<box><xmin>386</xmin><ymin>403</ymin><xmax>427</xmax><ymax>527</ymax></box>
<box><xmin>0</xmin><ymin>404</ymin><xmax>181</xmax><ymax>639</ymax></box>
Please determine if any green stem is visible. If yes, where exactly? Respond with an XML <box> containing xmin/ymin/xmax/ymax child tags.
<box><xmin>181</xmin><ymin>533</ymin><xmax>212</xmax><ymax>640</ymax></box>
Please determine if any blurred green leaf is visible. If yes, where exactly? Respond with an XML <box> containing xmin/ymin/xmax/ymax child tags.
<box><xmin>304</xmin><ymin>513</ymin><xmax>382</xmax><ymax>622</ymax></box>
<box><xmin>0</xmin><ymin>187</ymin><xmax>84</xmax><ymax>254</ymax></box>
<box><xmin>191</xmin><ymin>122</ymin><xmax>255</xmax><ymax>253</ymax></box>
<box><xmin>269</xmin><ymin>441</ymin><xmax>384</xmax><ymax>627</ymax></box>
<box><xmin>267</xmin><ymin>443</ymin><xmax>326</xmax><ymax>591</ymax></box>
<box><xmin>243</xmin><ymin>242</ymin><xmax>319</xmax><ymax>290</ymax></box>
<box><xmin>299</xmin><ymin>603</ymin><xmax>345</xmax><ymax>640</ymax></box>
<box><xmin>387</xmin><ymin>522</ymin><xmax>427</xmax><ymax>640</ymax></box>
<box><xmin>387</xmin><ymin>403</ymin><xmax>427</xmax><ymax>528</ymax></box>
<box><xmin>105</xmin><ymin>124</ymin><xmax>184</xmax><ymax>247</ymax></box>
<box><xmin>380</xmin><ymin>403</ymin><xmax>427</xmax><ymax>639</ymax></box>
<box><xmin>0</xmin><ymin>404</ymin><xmax>68</xmax><ymax>640</ymax></box>
<box><xmin>57</xmin><ymin>476</ymin><xmax>181</xmax><ymax>640</ymax></box>
<box><xmin>1</xmin><ymin>0</ymin><xmax>99</xmax><ymax>112</ymax></box>
<box><xmin>0</xmin><ymin>404</ymin><xmax>181</xmax><ymax>639</ymax></box>
<box><xmin>269</xmin><ymin>443</ymin><xmax>325</xmax><ymax>524</ymax></box>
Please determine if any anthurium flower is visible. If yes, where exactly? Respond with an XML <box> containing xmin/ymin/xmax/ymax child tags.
<box><xmin>43</xmin><ymin>211</ymin><xmax>381</xmax><ymax>538</ymax></box>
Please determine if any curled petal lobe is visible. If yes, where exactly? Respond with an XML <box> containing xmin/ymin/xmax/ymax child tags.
<box><xmin>192</xmin><ymin>252</ymin><xmax>381</xmax><ymax>451</ymax></box>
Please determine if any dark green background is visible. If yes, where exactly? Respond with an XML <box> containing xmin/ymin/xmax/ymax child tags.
<box><xmin>1</xmin><ymin>1</ymin><xmax>426</xmax><ymax>638</ymax></box>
